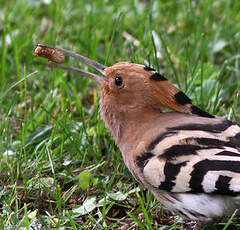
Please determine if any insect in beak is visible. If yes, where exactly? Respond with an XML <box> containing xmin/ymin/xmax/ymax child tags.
<box><xmin>34</xmin><ymin>44</ymin><xmax>108</xmax><ymax>84</ymax></box>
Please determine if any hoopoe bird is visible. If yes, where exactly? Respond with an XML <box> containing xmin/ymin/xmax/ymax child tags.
<box><xmin>35</xmin><ymin>44</ymin><xmax>240</xmax><ymax>227</ymax></box>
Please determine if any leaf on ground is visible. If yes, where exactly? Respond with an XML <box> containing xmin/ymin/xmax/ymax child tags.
<box><xmin>71</xmin><ymin>197</ymin><xmax>97</xmax><ymax>217</ymax></box>
<box><xmin>28</xmin><ymin>209</ymin><xmax>38</xmax><ymax>219</ymax></box>
<box><xmin>78</xmin><ymin>170</ymin><xmax>93</xmax><ymax>190</ymax></box>
<box><xmin>29</xmin><ymin>177</ymin><xmax>54</xmax><ymax>189</ymax></box>
<box><xmin>108</xmin><ymin>191</ymin><xmax>127</xmax><ymax>201</ymax></box>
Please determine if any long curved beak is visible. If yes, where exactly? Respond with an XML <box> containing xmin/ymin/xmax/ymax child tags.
<box><xmin>35</xmin><ymin>44</ymin><xmax>108</xmax><ymax>84</ymax></box>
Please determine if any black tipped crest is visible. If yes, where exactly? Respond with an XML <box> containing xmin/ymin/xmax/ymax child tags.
<box><xmin>144</xmin><ymin>66</ymin><xmax>156</xmax><ymax>71</ymax></box>
<box><xmin>191</xmin><ymin>106</ymin><xmax>215</xmax><ymax>118</ymax></box>
<box><xmin>150</xmin><ymin>72</ymin><xmax>167</xmax><ymax>81</ymax></box>
<box><xmin>174</xmin><ymin>91</ymin><xmax>192</xmax><ymax>105</ymax></box>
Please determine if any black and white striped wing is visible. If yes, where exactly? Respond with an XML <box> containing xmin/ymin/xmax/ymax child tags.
<box><xmin>137</xmin><ymin>119</ymin><xmax>240</xmax><ymax>195</ymax></box>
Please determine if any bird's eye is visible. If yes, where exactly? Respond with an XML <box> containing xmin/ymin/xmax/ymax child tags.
<box><xmin>114</xmin><ymin>76</ymin><xmax>123</xmax><ymax>87</ymax></box>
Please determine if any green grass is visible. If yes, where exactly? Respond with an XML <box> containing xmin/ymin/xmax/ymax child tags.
<box><xmin>1</xmin><ymin>0</ymin><xmax>240</xmax><ymax>229</ymax></box>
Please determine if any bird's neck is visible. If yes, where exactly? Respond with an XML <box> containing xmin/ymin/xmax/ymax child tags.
<box><xmin>100</xmin><ymin>102</ymin><xmax>160</xmax><ymax>153</ymax></box>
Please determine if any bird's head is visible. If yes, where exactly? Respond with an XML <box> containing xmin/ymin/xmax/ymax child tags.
<box><xmin>101</xmin><ymin>62</ymin><xmax>164</xmax><ymax>113</ymax></box>
<box><xmin>35</xmin><ymin>44</ymin><xmax>213</xmax><ymax>119</ymax></box>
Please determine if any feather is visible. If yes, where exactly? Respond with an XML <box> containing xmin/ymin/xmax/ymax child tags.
<box><xmin>138</xmin><ymin>117</ymin><xmax>240</xmax><ymax>195</ymax></box>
